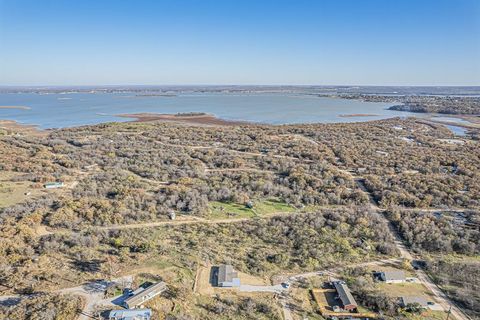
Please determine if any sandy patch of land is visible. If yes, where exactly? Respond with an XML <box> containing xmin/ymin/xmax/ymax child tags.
<box><xmin>0</xmin><ymin>120</ymin><xmax>45</xmax><ymax>136</ymax></box>
<box><xmin>34</xmin><ymin>225</ymin><xmax>54</xmax><ymax>237</ymax></box>
<box><xmin>0</xmin><ymin>106</ymin><xmax>31</xmax><ymax>110</ymax></box>
<box><xmin>195</xmin><ymin>266</ymin><xmax>215</xmax><ymax>295</ymax></box>
<box><xmin>117</xmin><ymin>113</ymin><xmax>253</xmax><ymax>126</ymax></box>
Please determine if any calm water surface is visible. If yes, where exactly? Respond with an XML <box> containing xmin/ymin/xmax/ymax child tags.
<box><xmin>1</xmin><ymin>92</ymin><xmax>421</xmax><ymax>129</ymax></box>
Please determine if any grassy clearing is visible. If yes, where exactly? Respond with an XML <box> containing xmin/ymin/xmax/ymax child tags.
<box><xmin>0</xmin><ymin>172</ymin><xmax>35</xmax><ymax>208</ymax></box>
<box><xmin>404</xmin><ymin>310</ymin><xmax>450</xmax><ymax>320</ymax></box>
<box><xmin>208</xmin><ymin>198</ymin><xmax>296</xmax><ymax>219</ymax></box>
<box><xmin>377</xmin><ymin>282</ymin><xmax>435</xmax><ymax>299</ymax></box>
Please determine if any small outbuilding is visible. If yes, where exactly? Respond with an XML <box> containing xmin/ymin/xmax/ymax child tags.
<box><xmin>109</xmin><ymin>308</ymin><xmax>152</xmax><ymax>320</ymax></box>
<box><xmin>123</xmin><ymin>282</ymin><xmax>167</xmax><ymax>309</ymax></box>
<box><xmin>44</xmin><ymin>182</ymin><xmax>64</xmax><ymax>189</ymax></box>
<box><xmin>215</xmin><ymin>264</ymin><xmax>241</xmax><ymax>287</ymax></box>
<box><xmin>332</xmin><ymin>281</ymin><xmax>358</xmax><ymax>311</ymax></box>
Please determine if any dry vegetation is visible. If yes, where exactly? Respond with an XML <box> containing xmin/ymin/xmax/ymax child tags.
<box><xmin>0</xmin><ymin>116</ymin><xmax>479</xmax><ymax>318</ymax></box>
<box><xmin>426</xmin><ymin>257</ymin><xmax>480</xmax><ymax>319</ymax></box>
<box><xmin>337</xmin><ymin>94</ymin><xmax>480</xmax><ymax>115</ymax></box>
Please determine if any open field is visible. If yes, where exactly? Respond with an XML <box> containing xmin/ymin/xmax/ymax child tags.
<box><xmin>208</xmin><ymin>199</ymin><xmax>296</xmax><ymax>219</ymax></box>
<box><xmin>0</xmin><ymin>172</ymin><xmax>37</xmax><ymax>208</ymax></box>
<box><xmin>377</xmin><ymin>282</ymin><xmax>434</xmax><ymax>299</ymax></box>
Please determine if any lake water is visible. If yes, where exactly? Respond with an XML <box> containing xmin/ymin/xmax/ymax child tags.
<box><xmin>430</xmin><ymin>116</ymin><xmax>471</xmax><ymax>136</ymax></box>
<box><xmin>0</xmin><ymin>92</ymin><xmax>421</xmax><ymax>129</ymax></box>
<box><xmin>444</xmin><ymin>124</ymin><xmax>468</xmax><ymax>136</ymax></box>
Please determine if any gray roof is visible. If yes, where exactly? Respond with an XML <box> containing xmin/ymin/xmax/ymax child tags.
<box><xmin>401</xmin><ymin>296</ymin><xmax>429</xmax><ymax>307</ymax></box>
<box><xmin>333</xmin><ymin>281</ymin><xmax>358</xmax><ymax>308</ymax></box>
<box><xmin>109</xmin><ymin>308</ymin><xmax>152</xmax><ymax>320</ymax></box>
<box><xmin>124</xmin><ymin>282</ymin><xmax>166</xmax><ymax>308</ymax></box>
<box><xmin>218</xmin><ymin>264</ymin><xmax>238</xmax><ymax>283</ymax></box>
<box><xmin>381</xmin><ymin>270</ymin><xmax>406</xmax><ymax>281</ymax></box>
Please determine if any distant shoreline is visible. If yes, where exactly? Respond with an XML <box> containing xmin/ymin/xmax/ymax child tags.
<box><xmin>338</xmin><ymin>113</ymin><xmax>379</xmax><ymax>118</ymax></box>
<box><xmin>0</xmin><ymin>120</ymin><xmax>45</xmax><ymax>136</ymax></box>
<box><xmin>117</xmin><ymin>112</ymin><xmax>253</xmax><ymax>126</ymax></box>
<box><xmin>0</xmin><ymin>106</ymin><xmax>31</xmax><ymax>110</ymax></box>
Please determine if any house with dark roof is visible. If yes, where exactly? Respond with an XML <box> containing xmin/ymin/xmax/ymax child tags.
<box><xmin>215</xmin><ymin>264</ymin><xmax>240</xmax><ymax>287</ymax></box>
<box><xmin>109</xmin><ymin>308</ymin><xmax>152</xmax><ymax>320</ymax></box>
<box><xmin>333</xmin><ymin>281</ymin><xmax>358</xmax><ymax>311</ymax></box>
<box><xmin>379</xmin><ymin>270</ymin><xmax>406</xmax><ymax>283</ymax></box>
<box><xmin>123</xmin><ymin>282</ymin><xmax>167</xmax><ymax>309</ymax></box>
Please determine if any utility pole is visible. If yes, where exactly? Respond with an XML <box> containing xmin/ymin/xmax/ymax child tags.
<box><xmin>446</xmin><ymin>304</ymin><xmax>452</xmax><ymax>320</ymax></box>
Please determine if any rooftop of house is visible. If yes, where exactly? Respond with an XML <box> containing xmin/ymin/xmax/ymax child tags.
<box><xmin>124</xmin><ymin>281</ymin><xmax>166</xmax><ymax>307</ymax></box>
<box><xmin>218</xmin><ymin>264</ymin><xmax>239</xmax><ymax>283</ymax></box>
<box><xmin>333</xmin><ymin>281</ymin><xmax>358</xmax><ymax>308</ymax></box>
<box><xmin>109</xmin><ymin>308</ymin><xmax>152</xmax><ymax>319</ymax></box>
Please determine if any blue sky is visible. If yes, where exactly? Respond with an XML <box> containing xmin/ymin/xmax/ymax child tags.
<box><xmin>0</xmin><ymin>0</ymin><xmax>479</xmax><ymax>86</ymax></box>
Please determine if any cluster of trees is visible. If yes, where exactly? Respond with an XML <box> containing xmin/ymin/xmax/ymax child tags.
<box><xmin>300</xmin><ymin>118</ymin><xmax>480</xmax><ymax>208</ymax></box>
<box><xmin>3</xmin><ymin>116</ymin><xmax>479</xmax><ymax>232</ymax></box>
<box><xmin>386</xmin><ymin>208</ymin><xmax>479</xmax><ymax>255</ymax></box>
<box><xmin>336</xmin><ymin>94</ymin><xmax>480</xmax><ymax>114</ymax></box>
<box><xmin>0</xmin><ymin>113</ymin><xmax>479</xmax><ymax>315</ymax></box>
<box><xmin>29</xmin><ymin>120</ymin><xmax>367</xmax><ymax>227</ymax></box>
<box><xmin>426</xmin><ymin>258</ymin><xmax>480</xmax><ymax>318</ymax></box>
<box><xmin>109</xmin><ymin>207</ymin><xmax>397</xmax><ymax>276</ymax></box>
<box><xmin>343</xmin><ymin>267</ymin><xmax>399</xmax><ymax>316</ymax></box>
<box><xmin>0</xmin><ymin>293</ymin><xmax>82</xmax><ymax>320</ymax></box>
<box><xmin>202</xmin><ymin>295</ymin><xmax>280</xmax><ymax>319</ymax></box>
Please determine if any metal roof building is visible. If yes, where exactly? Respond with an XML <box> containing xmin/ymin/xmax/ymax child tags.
<box><xmin>216</xmin><ymin>264</ymin><xmax>241</xmax><ymax>287</ymax></box>
<box><xmin>109</xmin><ymin>308</ymin><xmax>152</xmax><ymax>320</ymax></box>
<box><xmin>333</xmin><ymin>281</ymin><xmax>358</xmax><ymax>311</ymax></box>
<box><xmin>123</xmin><ymin>282</ymin><xmax>167</xmax><ymax>309</ymax></box>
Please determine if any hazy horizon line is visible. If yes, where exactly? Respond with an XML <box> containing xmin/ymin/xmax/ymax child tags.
<box><xmin>1</xmin><ymin>84</ymin><xmax>480</xmax><ymax>88</ymax></box>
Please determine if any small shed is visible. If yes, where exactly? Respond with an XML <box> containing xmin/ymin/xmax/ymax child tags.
<box><xmin>123</xmin><ymin>282</ymin><xmax>167</xmax><ymax>309</ymax></box>
<box><xmin>216</xmin><ymin>264</ymin><xmax>241</xmax><ymax>287</ymax></box>
<box><xmin>109</xmin><ymin>308</ymin><xmax>152</xmax><ymax>320</ymax></box>
<box><xmin>44</xmin><ymin>182</ymin><xmax>64</xmax><ymax>189</ymax></box>
<box><xmin>379</xmin><ymin>270</ymin><xmax>406</xmax><ymax>283</ymax></box>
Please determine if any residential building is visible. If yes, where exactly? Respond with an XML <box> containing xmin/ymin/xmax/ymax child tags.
<box><xmin>215</xmin><ymin>264</ymin><xmax>241</xmax><ymax>287</ymax></box>
<box><xmin>332</xmin><ymin>281</ymin><xmax>358</xmax><ymax>311</ymax></box>
<box><xmin>109</xmin><ymin>308</ymin><xmax>152</xmax><ymax>320</ymax></box>
<box><xmin>123</xmin><ymin>282</ymin><xmax>167</xmax><ymax>309</ymax></box>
